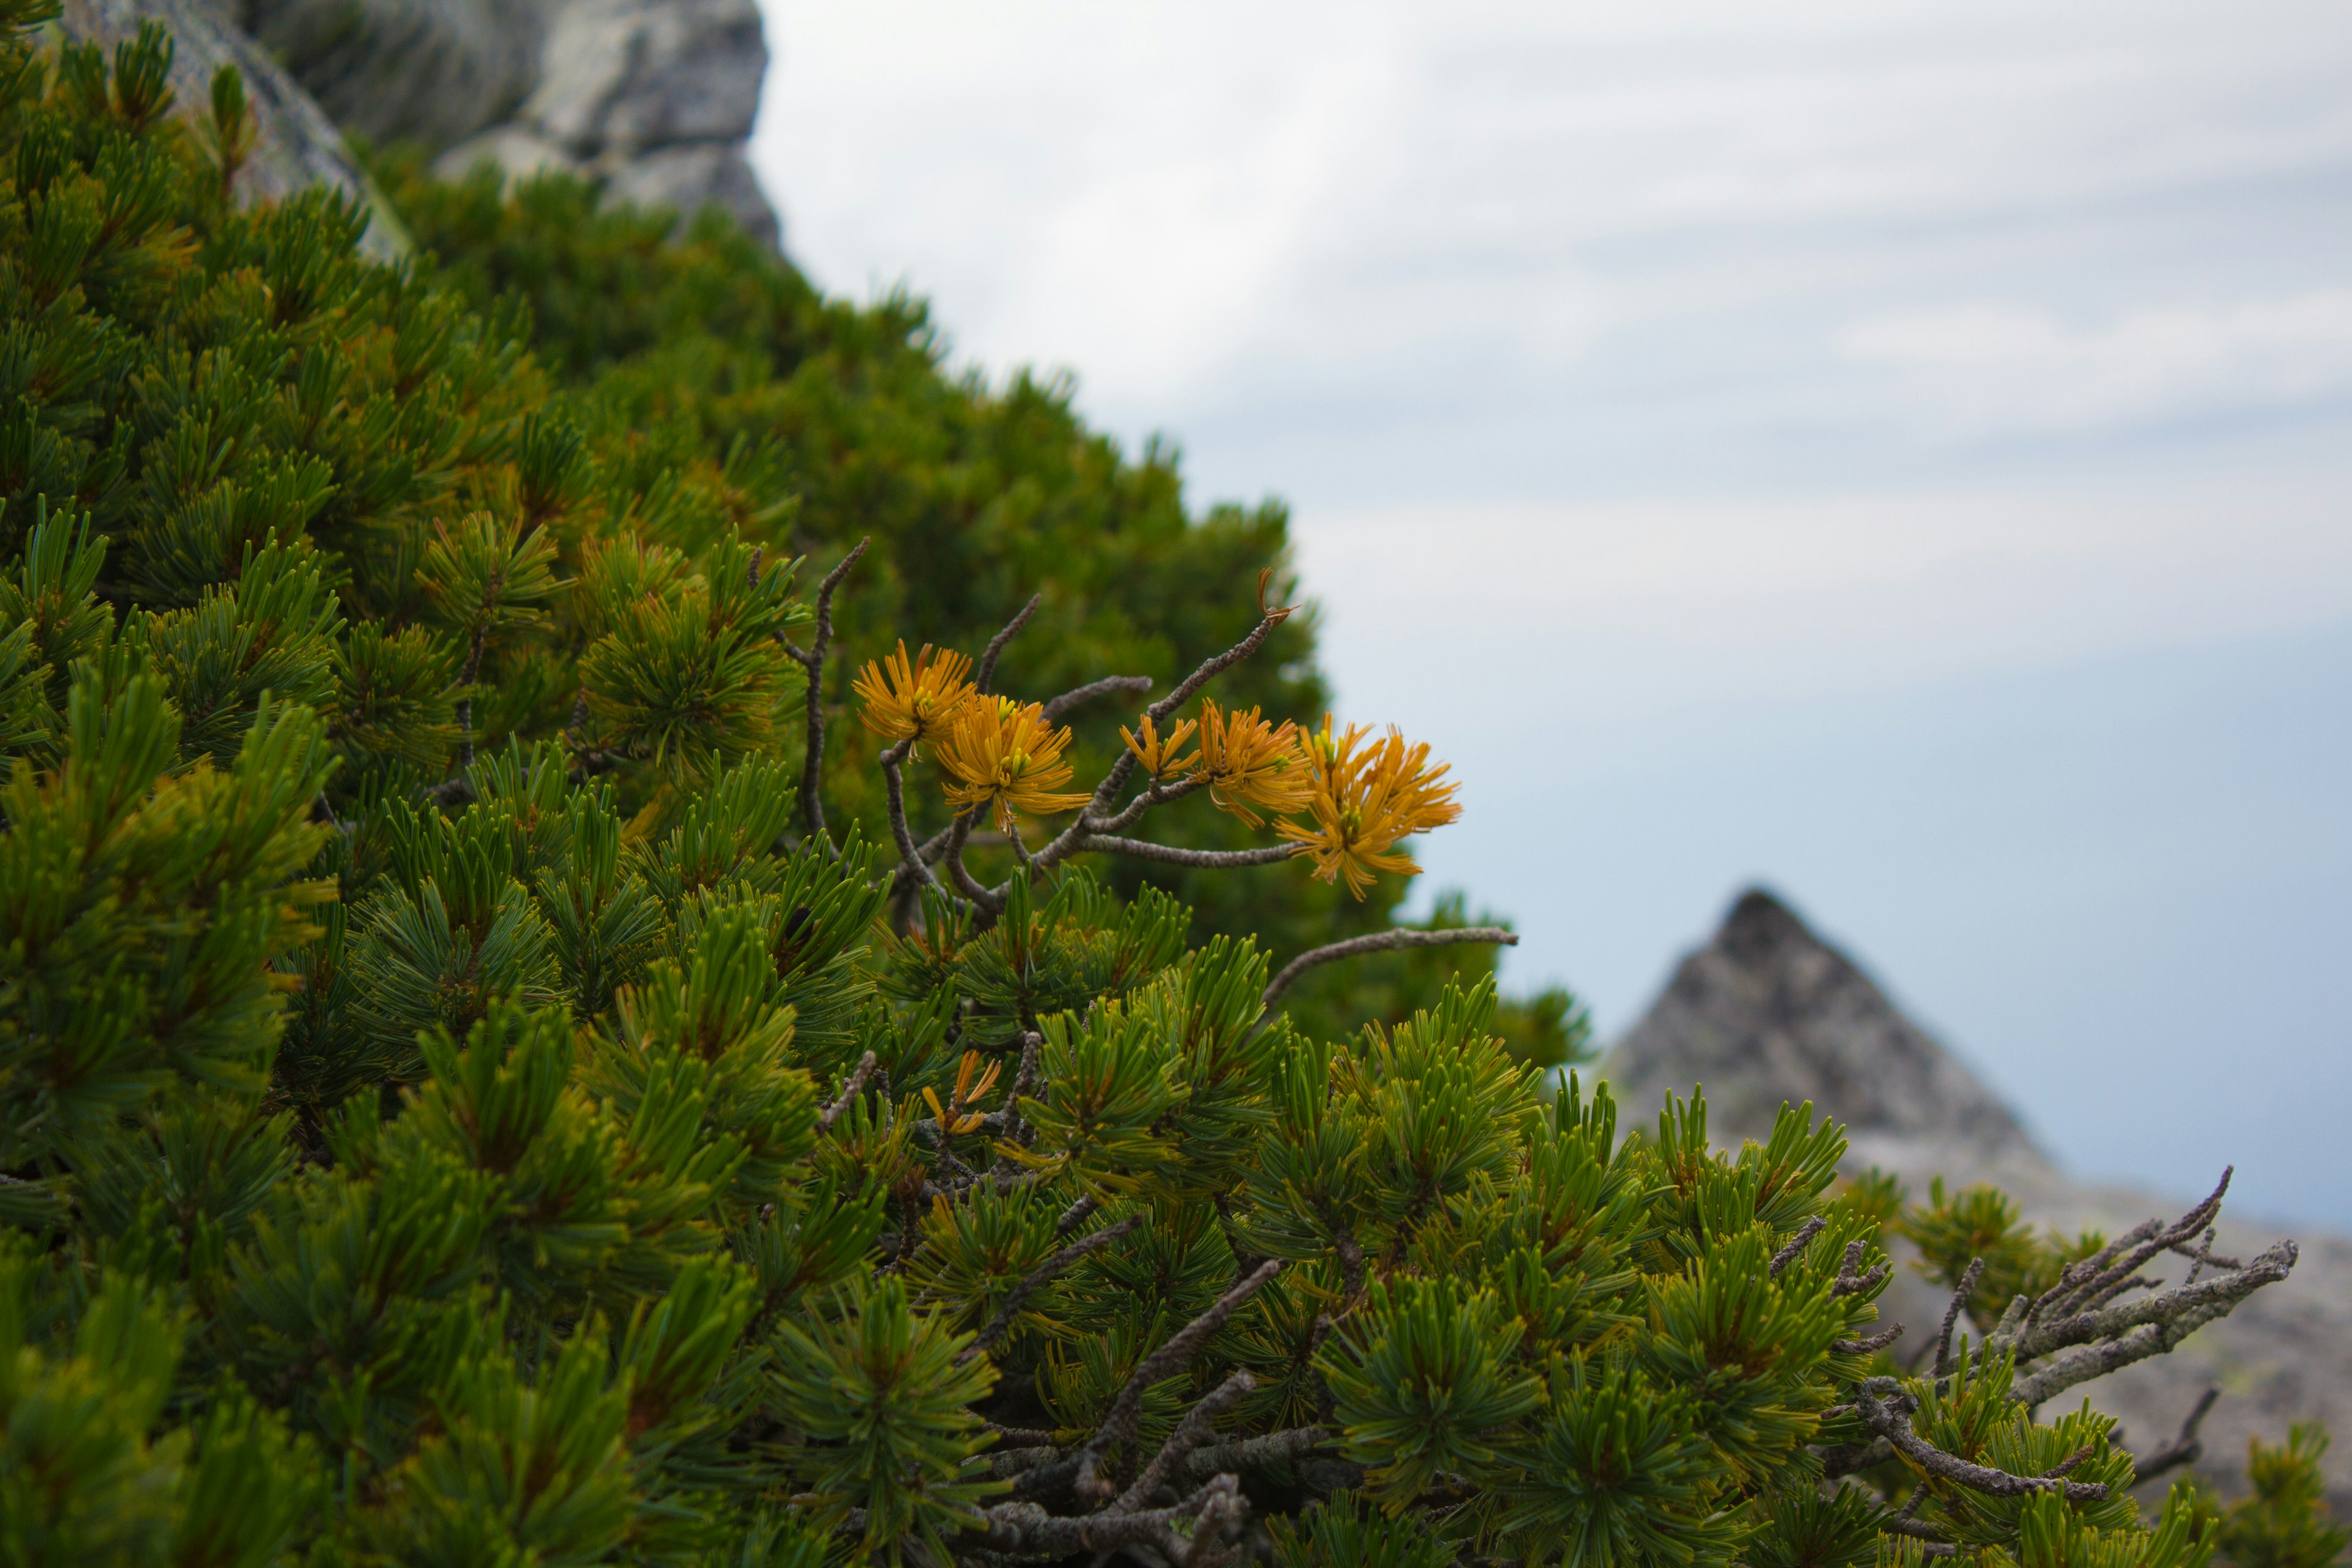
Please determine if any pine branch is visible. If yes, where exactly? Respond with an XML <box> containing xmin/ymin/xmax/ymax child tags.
<box><xmin>1092</xmin><ymin>774</ymin><xmax>1213</xmax><ymax>835</ymax></box>
<box><xmin>2029</xmin><ymin>1169</ymin><xmax>2231</xmax><ymax>1322</ymax></box>
<box><xmin>974</xmin><ymin>592</ymin><xmax>1040</xmax><ymax>695</ymax></box>
<box><xmin>1934</xmin><ymin>1257</ymin><xmax>1985</xmax><ymax>1378</ymax></box>
<box><xmin>2002</xmin><ymin>1242</ymin><xmax>2296</xmax><ymax>1407</ymax></box>
<box><xmin>2130</xmin><ymin>1387</ymin><xmax>2220</xmax><ymax>1485</ymax></box>
<box><xmin>1032</xmin><ymin>610</ymin><xmax>1291</xmax><ymax>872</ymax></box>
<box><xmin>879</xmin><ymin>738</ymin><xmax>939</xmax><ymax>895</ymax></box>
<box><xmin>1110</xmin><ymin>1370</ymin><xmax>1256</xmax><ymax>1513</ymax></box>
<box><xmin>1261</xmin><ymin>927</ymin><xmax>1518</xmax><ymax>1008</ymax></box>
<box><xmin>1080</xmin><ymin>837</ymin><xmax>1295</xmax><ymax>869</ymax></box>
<box><xmin>1074</xmin><ymin>1261</ymin><xmax>1283</xmax><ymax>1501</ymax></box>
<box><xmin>957</xmin><ymin>1213</ymin><xmax>1145</xmax><ymax>1365</ymax></box>
<box><xmin>1041</xmin><ymin>673</ymin><xmax>1153</xmax><ymax>723</ymax></box>
<box><xmin>1835</xmin><ymin>1323</ymin><xmax>1905</xmax><ymax>1356</ymax></box>
<box><xmin>1183</xmin><ymin>1425</ymin><xmax>1331</xmax><ymax>1480</ymax></box>
<box><xmin>940</xmin><ymin>810</ymin><xmax>1000</xmax><ymax>914</ymax></box>
<box><xmin>1770</xmin><ymin>1216</ymin><xmax>1828</xmax><ymax>1276</ymax></box>
<box><xmin>1834</xmin><ymin>1238</ymin><xmax>1891</xmax><ymax>1298</ymax></box>
<box><xmin>975</xmin><ymin>1476</ymin><xmax>1247</xmax><ymax>1566</ymax></box>
<box><xmin>781</xmin><ymin>536</ymin><xmax>867</xmax><ymax>861</ymax></box>
<box><xmin>1851</xmin><ymin>1378</ymin><xmax>2111</xmax><ymax>1503</ymax></box>
<box><xmin>818</xmin><ymin>1052</ymin><xmax>880</xmax><ymax>1131</ymax></box>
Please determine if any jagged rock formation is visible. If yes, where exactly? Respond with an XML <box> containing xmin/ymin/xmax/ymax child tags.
<box><xmin>238</xmin><ymin>0</ymin><xmax>543</xmax><ymax>153</ymax></box>
<box><xmin>1602</xmin><ymin>887</ymin><xmax>2352</xmax><ymax>1513</ymax></box>
<box><xmin>56</xmin><ymin>0</ymin><xmax>779</xmax><ymax>247</ymax></box>
<box><xmin>1606</xmin><ymin>889</ymin><xmax>2044</xmax><ymax>1174</ymax></box>
<box><xmin>244</xmin><ymin>0</ymin><xmax>779</xmax><ymax>246</ymax></box>
<box><xmin>55</xmin><ymin>0</ymin><xmax>410</xmax><ymax>257</ymax></box>
<box><xmin>443</xmin><ymin>0</ymin><xmax>773</xmax><ymax>246</ymax></box>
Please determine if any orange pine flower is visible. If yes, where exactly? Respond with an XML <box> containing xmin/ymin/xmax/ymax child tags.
<box><xmin>936</xmin><ymin>695</ymin><xmax>1090</xmax><ymax>831</ymax></box>
<box><xmin>853</xmin><ymin>641</ymin><xmax>976</xmax><ymax>753</ymax></box>
<box><xmin>1277</xmin><ymin>716</ymin><xmax>1462</xmax><ymax>899</ymax></box>
<box><xmin>1195</xmin><ymin>698</ymin><xmax>1309</xmax><ymax>829</ymax></box>
<box><xmin>1120</xmin><ymin>714</ymin><xmax>1200</xmax><ymax>782</ymax></box>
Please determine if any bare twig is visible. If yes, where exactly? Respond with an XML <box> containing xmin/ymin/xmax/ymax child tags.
<box><xmin>1184</xmin><ymin>1425</ymin><xmax>1330</xmax><ymax>1480</ymax></box>
<box><xmin>974</xmin><ymin>592</ymin><xmax>1041</xmax><ymax>696</ymax></box>
<box><xmin>959</xmin><ymin>1214</ymin><xmax>1145</xmax><ymax>1365</ymax></box>
<box><xmin>1936</xmin><ymin>1258</ymin><xmax>1986</xmax><ymax>1379</ymax></box>
<box><xmin>1852</xmin><ymin>1378</ymin><xmax>2110</xmax><ymax>1503</ymax></box>
<box><xmin>1821</xmin><ymin>1438</ymin><xmax>1894</xmax><ymax>1480</ymax></box>
<box><xmin>976</xmin><ymin>1476</ymin><xmax>1246</xmax><ymax>1565</ymax></box>
<box><xmin>1074</xmin><ymin>1261</ymin><xmax>1283</xmax><ymax>1500</ymax></box>
<box><xmin>1083</xmin><ymin>837</ymin><xmax>1297</xmax><ymax>869</ymax></box>
<box><xmin>1042</xmin><ymin>673</ymin><xmax>1155</xmax><ymax>723</ymax></box>
<box><xmin>941</xmin><ymin>810</ymin><xmax>1002</xmax><ymax>913</ymax></box>
<box><xmin>1834</xmin><ymin>1323</ymin><xmax>1905</xmax><ymax>1357</ymax></box>
<box><xmin>2005</xmin><ymin>1242</ymin><xmax>2295</xmax><ymax>1407</ymax></box>
<box><xmin>1089</xmin><ymin>774</ymin><xmax>1214</xmax><ymax>835</ymax></box>
<box><xmin>782</xmin><ymin>537</ymin><xmax>867</xmax><ymax>860</ymax></box>
<box><xmin>1262</xmin><ymin>927</ymin><xmax>1518</xmax><ymax>1009</ymax></box>
<box><xmin>987</xmin><ymin>1424</ymin><xmax>1061</xmax><ymax>1450</ymax></box>
<box><xmin>1031</xmin><ymin>611</ymin><xmax>1293</xmax><ymax>873</ymax></box>
<box><xmin>1333</xmin><ymin>1231</ymin><xmax>1367</xmax><ymax>1304</ymax></box>
<box><xmin>1112</xmin><ymin>1371</ymin><xmax>1256</xmax><ymax>1513</ymax></box>
<box><xmin>876</xmin><ymin>739</ymin><xmax>943</xmax><ymax>900</ymax></box>
<box><xmin>994</xmin><ymin>1031</ymin><xmax>1044</xmax><ymax>1166</ymax></box>
<box><xmin>1056</xmin><ymin>1194</ymin><xmax>1102</xmax><ymax>1237</ymax></box>
<box><xmin>2032</xmin><ymin>1170</ymin><xmax>2232</xmax><ymax>1323</ymax></box>
<box><xmin>2178</xmin><ymin>1229</ymin><xmax>2239</xmax><ymax>1285</ymax></box>
<box><xmin>2041</xmin><ymin>1444</ymin><xmax>2097</xmax><ymax>1481</ymax></box>
<box><xmin>2132</xmin><ymin>1387</ymin><xmax>2220</xmax><ymax>1485</ymax></box>
<box><xmin>1771</xmin><ymin>1216</ymin><xmax>1828</xmax><ymax>1278</ymax></box>
<box><xmin>1834</xmin><ymin>1238</ymin><xmax>1892</xmax><ymax>1299</ymax></box>
<box><xmin>818</xmin><ymin>1051</ymin><xmax>879</xmax><ymax>1131</ymax></box>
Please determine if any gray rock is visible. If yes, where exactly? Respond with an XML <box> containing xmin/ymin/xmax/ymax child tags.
<box><xmin>1606</xmin><ymin>888</ymin><xmax>2040</xmax><ymax>1166</ymax></box>
<box><xmin>1602</xmin><ymin>887</ymin><xmax>2352</xmax><ymax>1515</ymax></box>
<box><xmin>53</xmin><ymin>0</ymin><xmax>410</xmax><ymax>257</ymax></box>
<box><xmin>235</xmin><ymin>0</ymin><xmax>544</xmax><ymax>153</ymax></box>
<box><xmin>62</xmin><ymin>0</ymin><xmax>781</xmax><ymax>246</ymax></box>
<box><xmin>523</xmin><ymin>0</ymin><xmax>764</xmax><ymax>154</ymax></box>
<box><xmin>435</xmin><ymin>0</ymin><xmax>777</xmax><ymax>247</ymax></box>
<box><xmin>596</xmin><ymin>140</ymin><xmax>774</xmax><ymax>244</ymax></box>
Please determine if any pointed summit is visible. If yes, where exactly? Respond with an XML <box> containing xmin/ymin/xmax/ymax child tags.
<box><xmin>1602</xmin><ymin>888</ymin><xmax>2043</xmax><ymax>1165</ymax></box>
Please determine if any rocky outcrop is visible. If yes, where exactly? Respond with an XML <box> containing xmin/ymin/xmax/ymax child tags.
<box><xmin>237</xmin><ymin>0</ymin><xmax>543</xmax><ymax>153</ymax></box>
<box><xmin>55</xmin><ymin>0</ymin><xmax>410</xmax><ymax>257</ymax></box>
<box><xmin>1606</xmin><ymin>889</ymin><xmax>2043</xmax><ymax>1173</ymax></box>
<box><xmin>1602</xmin><ymin>888</ymin><xmax>2352</xmax><ymax>1513</ymax></box>
<box><xmin>433</xmin><ymin>0</ymin><xmax>775</xmax><ymax>247</ymax></box>
<box><xmin>57</xmin><ymin>0</ymin><xmax>778</xmax><ymax>246</ymax></box>
<box><xmin>237</xmin><ymin>0</ymin><xmax>778</xmax><ymax>246</ymax></box>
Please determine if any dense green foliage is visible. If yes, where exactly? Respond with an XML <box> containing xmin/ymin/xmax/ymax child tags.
<box><xmin>361</xmin><ymin>141</ymin><xmax>1579</xmax><ymax>1060</ymax></box>
<box><xmin>0</xmin><ymin>11</ymin><xmax>2334</xmax><ymax>1568</ymax></box>
<box><xmin>2210</xmin><ymin>1428</ymin><xmax>2350</xmax><ymax>1568</ymax></box>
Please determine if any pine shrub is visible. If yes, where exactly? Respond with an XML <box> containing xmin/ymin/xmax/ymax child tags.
<box><xmin>0</xmin><ymin>8</ymin><xmax>2335</xmax><ymax>1565</ymax></box>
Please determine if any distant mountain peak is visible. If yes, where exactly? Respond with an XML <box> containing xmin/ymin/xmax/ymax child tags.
<box><xmin>1602</xmin><ymin>886</ymin><xmax>2043</xmax><ymax>1163</ymax></box>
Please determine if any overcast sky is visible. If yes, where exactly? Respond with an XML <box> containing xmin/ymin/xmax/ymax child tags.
<box><xmin>750</xmin><ymin>1</ymin><xmax>2352</xmax><ymax>1227</ymax></box>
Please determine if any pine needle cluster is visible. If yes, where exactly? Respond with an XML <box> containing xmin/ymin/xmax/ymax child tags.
<box><xmin>0</xmin><ymin>9</ymin><xmax>2336</xmax><ymax>1567</ymax></box>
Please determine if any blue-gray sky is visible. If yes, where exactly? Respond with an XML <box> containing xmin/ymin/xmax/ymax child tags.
<box><xmin>750</xmin><ymin>1</ymin><xmax>2352</xmax><ymax>1227</ymax></box>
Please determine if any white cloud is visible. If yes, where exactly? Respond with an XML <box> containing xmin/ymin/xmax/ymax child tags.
<box><xmin>1841</xmin><ymin>292</ymin><xmax>2352</xmax><ymax>434</ymax></box>
<box><xmin>756</xmin><ymin>0</ymin><xmax>2352</xmax><ymax>462</ymax></box>
<box><xmin>1294</xmin><ymin>475</ymin><xmax>2352</xmax><ymax>720</ymax></box>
